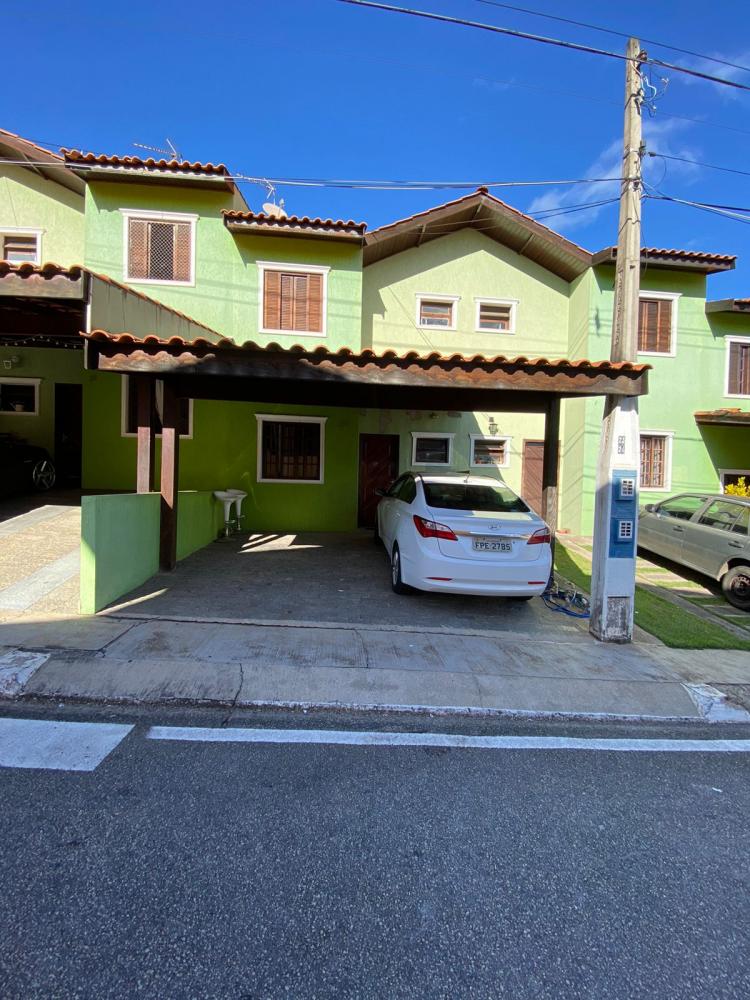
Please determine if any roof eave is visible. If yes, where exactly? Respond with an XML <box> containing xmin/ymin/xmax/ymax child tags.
<box><xmin>706</xmin><ymin>299</ymin><xmax>750</xmax><ymax>315</ymax></box>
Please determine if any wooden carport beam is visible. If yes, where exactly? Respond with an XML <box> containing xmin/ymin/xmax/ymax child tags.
<box><xmin>541</xmin><ymin>397</ymin><xmax>561</xmax><ymax>565</ymax></box>
<box><xmin>135</xmin><ymin>376</ymin><xmax>156</xmax><ymax>493</ymax></box>
<box><xmin>159</xmin><ymin>381</ymin><xmax>181</xmax><ymax>571</ymax></box>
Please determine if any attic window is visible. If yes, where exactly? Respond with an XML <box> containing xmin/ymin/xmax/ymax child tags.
<box><xmin>417</xmin><ymin>295</ymin><xmax>458</xmax><ymax>330</ymax></box>
<box><xmin>476</xmin><ymin>299</ymin><xmax>515</xmax><ymax>333</ymax></box>
<box><xmin>2</xmin><ymin>232</ymin><xmax>40</xmax><ymax>264</ymax></box>
<box><xmin>122</xmin><ymin>211</ymin><xmax>195</xmax><ymax>284</ymax></box>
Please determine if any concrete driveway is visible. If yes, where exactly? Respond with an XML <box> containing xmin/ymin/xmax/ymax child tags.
<box><xmin>107</xmin><ymin>530</ymin><xmax>586</xmax><ymax>641</ymax></box>
<box><xmin>0</xmin><ymin>492</ymin><xmax>81</xmax><ymax>620</ymax></box>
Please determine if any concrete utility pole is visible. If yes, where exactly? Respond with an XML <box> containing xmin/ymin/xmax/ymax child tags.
<box><xmin>590</xmin><ymin>37</ymin><xmax>644</xmax><ymax>642</ymax></box>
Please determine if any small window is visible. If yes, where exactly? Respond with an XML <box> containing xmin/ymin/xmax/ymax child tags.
<box><xmin>125</xmin><ymin>215</ymin><xmax>193</xmax><ymax>283</ymax></box>
<box><xmin>262</xmin><ymin>268</ymin><xmax>324</xmax><ymax>334</ymax></box>
<box><xmin>2</xmin><ymin>233</ymin><xmax>40</xmax><ymax>264</ymax></box>
<box><xmin>656</xmin><ymin>496</ymin><xmax>706</xmax><ymax>521</ymax></box>
<box><xmin>122</xmin><ymin>378</ymin><xmax>192</xmax><ymax>437</ymax></box>
<box><xmin>640</xmin><ymin>433</ymin><xmax>671</xmax><ymax>490</ymax></box>
<box><xmin>726</xmin><ymin>339</ymin><xmax>750</xmax><ymax>397</ymax></box>
<box><xmin>698</xmin><ymin>500</ymin><xmax>745</xmax><ymax>533</ymax></box>
<box><xmin>256</xmin><ymin>416</ymin><xmax>325</xmax><ymax>484</ymax></box>
<box><xmin>470</xmin><ymin>435</ymin><xmax>510</xmax><ymax>468</ymax></box>
<box><xmin>0</xmin><ymin>378</ymin><xmax>39</xmax><ymax>415</ymax></box>
<box><xmin>476</xmin><ymin>300</ymin><xmax>514</xmax><ymax>333</ymax></box>
<box><xmin>411</xmin><ymin>433</ymin><xmax>453</xmax><ymax>466</ymax></box>
<box><xmin>417</xmin><ymin>296</ymin><xmax>457</xmax><ymax>329</ymax></box>
<box><xmin>638</xmin><ymin>296</ymin><xmax>675</xmax><ymax>354</ymax></box>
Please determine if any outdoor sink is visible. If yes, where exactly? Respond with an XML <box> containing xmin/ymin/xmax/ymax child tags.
<box><xmin>214</xmin><ymin>489</ymin><xmax>248</xmax><ymax>535</ymax></box>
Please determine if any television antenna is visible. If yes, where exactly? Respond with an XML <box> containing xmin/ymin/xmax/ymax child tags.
<box><xmin>261</xmin><ymin>179</ymin><xmax>287</xmax><ymax>218</ymax></box>
<box><xmin>132</xmin><ymin>137</ymin><xmax>182</xmax><ymax>161</ymax></box>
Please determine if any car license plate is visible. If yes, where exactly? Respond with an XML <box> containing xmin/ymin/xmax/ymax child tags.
<box><xmin>472</xmin><ymin>537</ymin><xmax>513</xmax><ymax>553</ymax></box>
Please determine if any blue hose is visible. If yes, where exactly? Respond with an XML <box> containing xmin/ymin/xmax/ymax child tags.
<box><xmin>541</xmin><ymin>578</ymin><xmax>591</xmax><ymax>618</ymax></box>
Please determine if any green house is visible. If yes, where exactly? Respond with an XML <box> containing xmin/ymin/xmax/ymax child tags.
<box><xmin>1</xmin><ymin>127</ymin><xmax>748</xmax><ymax>612</ymax></box>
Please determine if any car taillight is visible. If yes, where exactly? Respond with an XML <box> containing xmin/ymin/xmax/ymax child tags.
<box><xmin>527</xmin><ymin>528</ymin><xmax>552</xmax><ymax>545</ymax></box>
<box><xmin>413</xmin><ymin>515</ymin><xmax>458</xmax><ymax>541</ymax></box>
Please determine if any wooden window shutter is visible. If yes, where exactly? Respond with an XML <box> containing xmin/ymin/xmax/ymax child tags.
<box><xmin>640</xmin><ymin>435</ymin><xmax>665</xmax><ymax>489</ymax></box>
<box><xmin>264</xmin><ymin>270</ymin><xmax>281</xmax><ymax>329</ymax></box>
<box><xmin>128</xmin><ymin>219</ymin><xmax>149</xmax><ymax>279</ymax></box>
<box><xmin>173</xmin><ymin>222</ymin><xmax>191</xmax><ymax>282</ymax></box>
<box><xmin>638</xmin><ymin>298</ymin><xmax>672</xmax><ymax>353</ymax></box>
<box><xmin>292</xmin><ymin>274</ymin><xmax>308</xmax><ymax>331</ymax></box>
<box><xmin>728</xmin><ymin>341</ymin><xmax>750</xmax><ymax>395</ymax></box>
<box><xmin>280</xmin><ymin>273</ymin><xmax>295</xmax><ymax>330</ymax></box>
<box><xmin>307</xmin><ymin>273</ymin><xmax>323</xmax><ymax>333</ymax></box>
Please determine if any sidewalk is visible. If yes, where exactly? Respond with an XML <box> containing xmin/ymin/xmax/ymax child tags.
<box><xmin>1</xmin><ymin>611</ymin><xmax>748</xmax><ymax>722</ymax></box>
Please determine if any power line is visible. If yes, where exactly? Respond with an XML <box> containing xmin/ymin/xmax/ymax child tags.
<box><xmin>471</xmin><ymin>0</ymin><xmax>750</xmax><ymax>76</ymax></box>
<box><xmin>647</xmin><ymin>151</ymin><xmax>750</xmax><ymax>179</ymax></box>
<box><xmin>338</xmin><ymin>0</ymin><xmax>750</xmax><ymax>93</ymax></box>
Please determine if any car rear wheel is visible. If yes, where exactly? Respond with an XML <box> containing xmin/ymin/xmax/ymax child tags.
<box><xmin>31</xmin><ymin>458</ymin><xmax>55</xmax><ymax>492</ymax></box>
<box><xmin>390</xmin><ymin>544</ymin><xmax>411</xmax><ymax>595</ymax></box>
<box><xmin>722</xmin><ymin>565</ymin><xmax>750</xmax><ymax>612</ymax></box>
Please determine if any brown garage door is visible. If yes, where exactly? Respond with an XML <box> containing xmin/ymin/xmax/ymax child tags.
<box><xmin>521</xmin><ymin>440</ymin><xmax>544</xmax><ymax>515</ymax></box>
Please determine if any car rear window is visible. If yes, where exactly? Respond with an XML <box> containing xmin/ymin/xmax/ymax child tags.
<box><xmin>423</xmin><ymin>482</ymin><xmax>529</xmax><ymax>512</ymax></box>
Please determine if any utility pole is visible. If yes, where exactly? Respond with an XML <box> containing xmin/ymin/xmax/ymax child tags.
<box><xmin>590</xmin><ymin>37</ymin><xmax>644</xmax><ymax>642</ymax></box>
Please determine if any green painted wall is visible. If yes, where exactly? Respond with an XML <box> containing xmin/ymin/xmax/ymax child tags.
<box><xmin>83</xmin><ymin>181</ymin><xmax>362</xmax><ymax>350</ymax></box>
<box><xmin>0</xmin><ymin>166</ymin><xmax>85</xmax><ymax>264</ymax></box>
<box><xmin>177</xmin><ymin>491</ymin><xmax>225</xmax><ymax>561</ymax></box>
<box><xmin>80</xmin><ymin>492</ymin><xmax>160</xmax><ymax>614</ymax></box>
<box><xmin>362</xmin><ymin>228</ymin><xmax>571</xmax><ymax>356</ymax></box>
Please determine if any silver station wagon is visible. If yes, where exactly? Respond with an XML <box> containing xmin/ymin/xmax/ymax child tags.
<box><xmin>638</xmin><ymin>493</ymin><xmax>750</xmax><ymax>611</ymax></box>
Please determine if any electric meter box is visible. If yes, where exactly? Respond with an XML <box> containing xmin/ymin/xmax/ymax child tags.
<box><xmin>608</xmin><ymin>469</ymin><xmax>638</xmax><ymax>559</ymax></box>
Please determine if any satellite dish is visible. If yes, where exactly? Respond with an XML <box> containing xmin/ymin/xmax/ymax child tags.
<box><xmin>262</xmin><ymin>201</ymin><xmax>287</xmax><ymax>218</ymax></box>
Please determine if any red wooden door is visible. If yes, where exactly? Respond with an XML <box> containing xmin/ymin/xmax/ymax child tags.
<box><xmin>358</xmin><ymin>434</ymin><xmax>400</xmax><ymax>528</ymax></box>
<box><xmin>521</xmin><ymin>440</ymin><xmax>545</xmax><ymax>515</ymax></box>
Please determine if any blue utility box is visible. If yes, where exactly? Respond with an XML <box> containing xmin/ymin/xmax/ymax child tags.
<box><xmin>608</xmin><ymin>469</ymin><xmax>638</xmax><ymax>559</ymax></box>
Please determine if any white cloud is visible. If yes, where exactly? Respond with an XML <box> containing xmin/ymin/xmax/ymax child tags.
<box><xmin>672</xmin><ymin>50</ymin><xmax>750</xmax><ymax>100</ymax></box>
<box><xmin>526</xmin><ymin>119</ymin><xmax>702</xmax><ymax>233</ymax></box>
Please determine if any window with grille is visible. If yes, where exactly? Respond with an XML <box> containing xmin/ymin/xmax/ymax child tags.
<box><xmin>123</xmin><ymin>377</ymin><xmax>192</xmax><ymax>437</ymax></box>
<box><xmin>126</xmin><ymin>216</ymin><xmax>193</xmax><ymax>283</ymax></box>
<box><xmin>477</xmin><ymin>300</ymin><xmax>514</xmax><ymax>332</ymax></box>
<box><xmin>727</xmin><ymin>339</ymin><xmax>750</xmax><ymax>396</ymax></box>
<box><xmin>640</xmin><ymin>434</ymin><xmax>669</xmax><ymax>489</ymax></box>
<box><xmin>257</xmin><ymin>417</ymin><xmax>325</xmax><ymax>483</ymax></box>
<box><xmin>2</xmin><ymin>233</ymin><xmax>40</xmax><ymax>264</ymax></box>
<box><xmin>262</xmin><ymin>269</ymin><xmax>324</xmax><ymax>334</ymax></box>
<box><xmin>638</xmin><ymin>297</ymin><xmax>674</xmax><ymax>354</ymax></box>
<box><xmin>471</xmin><ymin>436</ymin><xmax>509</xmax><ymax>467</ymax></box>
<box><xmin>412</xmin><ymin>433</ymin><xmax>453</xmax><ymax>466</ymax></box>
<box><xmin>418</xmin><ymin>298</ymin><xmax>455</xmax><ymax>328</ymax></box>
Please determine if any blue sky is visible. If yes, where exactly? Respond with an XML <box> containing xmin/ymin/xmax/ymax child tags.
<box><xmin>6</xmin><ymin>0</ymin><xmax>750</xmax><ymax>294</ymax></box>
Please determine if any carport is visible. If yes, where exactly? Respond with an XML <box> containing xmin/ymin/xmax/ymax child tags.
<box><xmin>81</xmin><ymin>329</ymin><xmax>649</xmax><ymax>634</ymax></box>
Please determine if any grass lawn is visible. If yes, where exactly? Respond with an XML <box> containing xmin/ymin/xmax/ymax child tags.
<box><xmin>555</xmin><ymin>540</ymin><xmax>750</xmax><ymax>651</ymax></box>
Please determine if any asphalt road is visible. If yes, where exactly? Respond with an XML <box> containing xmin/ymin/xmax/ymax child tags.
<box><xmin>1</xmin><ymin>703</ymin><xmax>749</xmax><ymax>1000</ymax></box>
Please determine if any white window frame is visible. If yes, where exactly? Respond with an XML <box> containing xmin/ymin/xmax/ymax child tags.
<box><xmin>474</xmin><ymin>297</ymin><xmax>518</xmax><ymax>335</ymax></box>
<box><xmin>257</xmin><ymin>261</ymin><xmax>330</xmax><ymax>339</ymax></box>
<box><xmin>411</xmin><ymin>431</ymin><xmax>455</xmax><ymax>467</ymax></box>
<box><xmin>0</xmin><ymin>227</ymin><xmax>43</xmax><ymax>265</ymax></box>
<box><xmin>637</xmin><ymin>290</ymin><xmax>680</xmax><ymax>358</ymax></box>
<box><xmin>120</xmin><ymin>376</ymin><xmax>194</xmax><ymax>440</ymax></box>
<box><xmin>415</xmin><ymin>293</ymin><xmax>459</xmax><ymax>332</ymax></box>
<box><xmin>469</xmin><ymin>433</ymin><xmax>511</xmax><ymax>469</ymax></box>
<box><xmin>725</xmin><ymin>336</ymin><xmax>750</xmax><ymax>399</ymax></box>
<box><xmin>255</xmin><ymin>413</ymin><xmax>327</xmax><ymax>485</ymax></box>
<box><xmin>0</xmin><ymin>377</ymin><xmax>41</xmax><ymax>416</ymax></box>
<box><xmin>720</xmin><ymin>468</ymin><xmax>750</xmax><ymax>490</ymax></box>
<box><xmin>119</xmin><ymin>208</ymin><xmax>197</xmax><ymax>287</ymax></box>
<box><xmin>639</xmin><ymin>429</ymin><xmax>674</xmax><ymax>493</ymax></box>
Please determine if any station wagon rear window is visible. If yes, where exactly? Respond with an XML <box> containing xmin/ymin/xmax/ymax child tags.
<box><xmin>423</xmin><ymin>482</ymin><xmax>528</xmax><ymax>513</ymax></box>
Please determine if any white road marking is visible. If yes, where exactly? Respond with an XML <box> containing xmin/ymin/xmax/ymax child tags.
<box><xmin>0</xmin><ymin>550</ymin><xmax>79</xmax><ymax>612</ymax></box>
<box><xmin>147</xmin><ymin>726</ymin><xmax>750</xmax><ymax>753</ymax></box>
<box><xmin>0</xmin><ymin>718</ymin><xmax>133</xmax><ymax>772</ymax></box>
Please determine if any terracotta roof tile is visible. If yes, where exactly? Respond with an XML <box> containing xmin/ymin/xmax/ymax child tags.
<box><xmin>0</xmin><ymin>260</ymin><xmax>84</xmax><ymax>280</ymax></box>
<box><xmin>81</xmin><ymin>329</ymin><xmax>650</xmax><ymax>374</ymax></box>
<box><xmin>223</xmin><ymin>210</ymin><xmax>366</xmax><ymax>236</ymax></box>
<box><xmin>694</xmin><ymin>408</ymin><xmax>750</xmax><ymax>425</ymax></box>
<box><xmin>62</xmin><ymin>149</ymin><xmax>230</xmax><ymax>177</ymax></box>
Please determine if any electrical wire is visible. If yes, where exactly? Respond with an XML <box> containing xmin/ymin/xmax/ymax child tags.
<box><xmin>338</xmin><ymin>0</ymin><xmax>750</xmax><ymax>92</ymax></box>
<box><xmin>647</xmin><ymin>151</ymin><xmax>750</xmax><ymax>179</ymax></box>
<box><xmin>470</xmin><ymin>0</ymin><xmax>750</xmax><ymax>76</ymax></box>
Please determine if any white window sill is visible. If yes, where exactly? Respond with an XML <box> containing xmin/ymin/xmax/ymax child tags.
<box><xmin>259</xmin><ymin>328</ymin><xmax>326</xmax><ymax>339</ymax></box>
<box><xmin>125</xmin><ymin>276</ymin><xmax>196</xmax><ymax>288</ymax></box>
<box><xmin>638</xmin><ymin>350</ymin><xmax>676</xmax><ymax>358</ymax></box>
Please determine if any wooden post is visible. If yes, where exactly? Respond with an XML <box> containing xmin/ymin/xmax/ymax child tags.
<box><xmin>159</xmin><ymin>380</ymin><xmax>180</xmax><ymax>571</ymax></box>
<box><xmin>135</xmin><ymin>376</ymin><xmax>155</xmax><ymax>494</ymax></box>
<box><xmin>541</xmin><ymin>396</ymin><xmax>560</xmax><ymax>570</ymax></box>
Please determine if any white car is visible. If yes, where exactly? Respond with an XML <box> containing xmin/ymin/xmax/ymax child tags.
<box><xmin>375</xmin><ymin>473</ymin><xmax>552</xmax><ymax>599</ymax></box>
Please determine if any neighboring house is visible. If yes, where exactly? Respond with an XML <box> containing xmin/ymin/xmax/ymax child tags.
<box><xmin>0</xmin><ymin>130</ymin><xmax>748</xmax><ymax>536</ymax></box>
